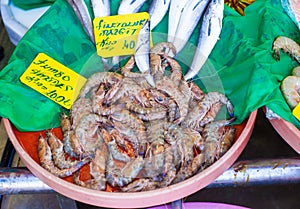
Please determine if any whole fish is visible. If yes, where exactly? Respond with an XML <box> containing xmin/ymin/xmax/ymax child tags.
<box><xmin>167</xmin><ymin>0</ymin><xmax>189</xmax><ymax>43</ymax></box>
<box><xmin>184</xmin><ymin>0</ymin><xmax>224</xmax><ymax>81</ymax></box>
<box><xmin>118</xmin><ymin>0</ymin><xmax>147</xmax><ymax>14</ymax></box>
<box><xmin>171</xmin><ymin>0</ymin><xmax>211</xmax><ymax>55</ymax></box>
<box><xmin>91</xmin><ymin>0</ymin><xmax>110</xmax><ymax>17</ymax></box>
<box><xmin>148</xmin><ymin>0</ymin><xmax>171</xmax><ymax>30</ymax></box>
<box><xmin>134</xmin><ymin>20</ymin><xmax>155</xmax><ymax>87</ymax></box>
<box><xmin>66</xmin><ymin>0</ymin><xmax>94</xmax><ymax>43</ymax></box>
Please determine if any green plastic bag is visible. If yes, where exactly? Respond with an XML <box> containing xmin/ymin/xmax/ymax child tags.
<box><xmin>0</xmin><ymin>0</ymin><xmax>299</xmax><ymax>132</ymax></box>
<box><xmin>12</xmin><ymin>0</ymin><xmax>55</xmax><ymax>10</ymax></box>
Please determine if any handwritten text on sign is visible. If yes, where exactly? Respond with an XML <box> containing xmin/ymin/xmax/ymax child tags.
<box><xmin>93</xmin><ymin>12</ymin><xmax>150</xmax><ymax>58</ymax></box>
<box><xmin>20</xmin><ymin>53</ymin><xmax>87</xmax><ymax>109</ymax></box>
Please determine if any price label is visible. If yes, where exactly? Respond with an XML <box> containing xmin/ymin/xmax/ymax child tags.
<box><xmin>20</xmin><ymin>53</ymin><xmax>87</xmax><ymax>109</ymax></box>
<box><xmin>292</xmin><ymin>103</ymin><xmax>300</xmax><ymax>121</ymax></box>
<box><xmin>93</xmin><ymin>12</ymin><xmax>150</xmax><ymax>58</ymax></box>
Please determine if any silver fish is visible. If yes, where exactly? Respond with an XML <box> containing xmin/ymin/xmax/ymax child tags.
<box><xmin>118</xmin><ymin>0</ymin><xmax>147</xmax><ymax>14</ymax></box>
<box><xmin>148</xmin><ymin>0</ymin><xmax>171</xmax><ymax>30</ymax></box>
<box><xmin>134</xmin><ymin>20</ymin><xmax>155</xmax><ymax>87</ymax></box>
<box><xmin>91</xmin><ymin>0</ymin><xmax>110</xmax><ymax>17</ymax></box>
<box><xmin>184</xmin><ymin>0</ymin><xmax>224</xmax><ymax>81</ymax></box>
<box><xmin>167</xmin><ymin>0</ymin><xmax>189</xmax><ymax>43</ymax></box>
<box><xmin>67</xmin><ymin>0</ymin><xmax>94</xmax><ymax>43</ymax></box>
<box><xmin>171</xmin><ymin>0</ymin><xmax>211</xmax><ymax>55</ymax></box>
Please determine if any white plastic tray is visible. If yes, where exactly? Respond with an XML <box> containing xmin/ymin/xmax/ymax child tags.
<box><xmin>0</xmin><ymin>0</ymin><xmax>50</xmax><ymax>45</ymax></box>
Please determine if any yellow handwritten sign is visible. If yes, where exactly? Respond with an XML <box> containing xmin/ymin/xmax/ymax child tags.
<box><xmin>292</xmin><ymin>103</ymin><xmax>300</xmax><ymax>121</ymax></box>
<box><xmin>93</xmin><ymin>12</ymin><xmax>150</xmax><ymax>58</ymax></box>
<box><xmin>20</xmin><ymin>53</ymin><xmax>87</xmax><ymax>109</ymax></box>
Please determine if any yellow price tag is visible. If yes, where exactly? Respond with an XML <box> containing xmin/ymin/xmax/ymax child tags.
<box><xmin>20</xmin><ymin>53</ymin><xmax>87</xmax><ymax>109</ymax></box>
<box><xmin>292</xmin><ymin>103</ymin><xmax>300</xmax><ymax>121</ymax></box>
<box><xmin>93</xmin><ymin>12</ymin><xmax>150</xmax><ymax>58</ymax></box>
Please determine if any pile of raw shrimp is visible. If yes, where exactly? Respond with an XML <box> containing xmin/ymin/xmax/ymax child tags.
<box><xmin>38</xmin><ymin>42</ymin><xmax>236</xmax><ymax>192</ymax></box>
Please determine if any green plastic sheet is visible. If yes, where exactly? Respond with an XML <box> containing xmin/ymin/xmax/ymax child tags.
<box><xmin>12</xmin><ymin>0</ymin><xmax>55</xmax><ymax>10</ymax></box>
<box><xmin>0</xmin><ymin>0</ymin><xmax>300</xmax><ymax>132</ymax></box>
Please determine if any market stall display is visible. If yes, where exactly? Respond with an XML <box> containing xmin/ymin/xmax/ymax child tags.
<box><xmin>0</xmin><ymin>0</ymin><xmax>300</xmax><ymax>207</ymax></box>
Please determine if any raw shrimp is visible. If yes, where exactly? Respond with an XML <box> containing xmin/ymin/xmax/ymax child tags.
<box><xmin>73</xmin><ymin>144</ymin><xmax>108</xmax><ymax>191</ymax></box>
<box><xmin>121</xmin><ymin>178</ymin><xmax>158</xmax><ymax>192</ymax></box>
<box><xmin>281</xmin><ymin>75</ymin><xmax>300</xmax><ymax>108</ymax></box>
<box><xmin>46</xmin><ymin>131</ymin><xmax>88</xmax><ymax>169</ymax></box>
<box><xmin>101</xmin><ymin>128</ymin><xmax>131</xmax><ymax>163</ymax></box>
<box><xmin>156</xmin><ymin>76</ymin><xmax>189</xmax><ymax>123</ymax></box>
<box><xmin>70</xmin><ymin>97</ymin><xmax>92</xmax><ymax>129</ymax></box>
<box><xmin>184</xmin><ymin>91</ymin><xmax>234</xmax><ymax>129</ymax></box>
<box><xmin>106</xmin><ymin>155</ymin><xmax>144</xmax><ymax>187</ymax></box>
<box><xmin>273</xmin><ymin>36</ymin><xmax>300</xmax><ymax>63</ymax></box>
<box><xmin>38</xmin><ymin>135</ymin><xmax>85</xmax><ymax>178</ymax></box>
<box><xmin>78</xmin><ymin>72</ymin><xmax>123</xmax><ymax>98</ymax></box>
<box><xmin>202</xmin><ymin>118</ymin><xmax>236</xmax><ymax>166</ymax></box>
